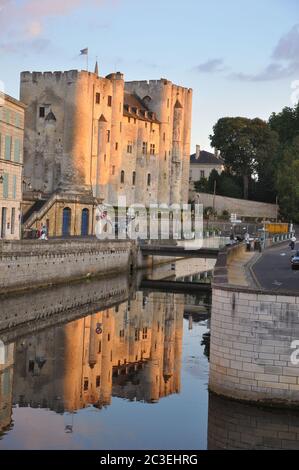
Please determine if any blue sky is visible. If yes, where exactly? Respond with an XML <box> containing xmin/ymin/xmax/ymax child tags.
<box><xmin>0</xmin><ymin>0</ymin><xmax>298</xmax><ymax>150</ymax></box>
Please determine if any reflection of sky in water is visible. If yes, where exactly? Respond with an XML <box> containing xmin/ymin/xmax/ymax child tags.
<box><xmin>0</xmin><ymin>318</ymin><xmax>209</xmax><ymax>450</ymax></box>
<box><xmin>2</xmin><ymin>250</ymin><xmax>299</xmax><ymax>450</ymax></box>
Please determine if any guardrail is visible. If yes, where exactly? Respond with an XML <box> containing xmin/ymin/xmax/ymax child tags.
<box><xmin>271</xmin><ymin>233</ymin><xmax>293</xmax><ymax>244</ymax></box>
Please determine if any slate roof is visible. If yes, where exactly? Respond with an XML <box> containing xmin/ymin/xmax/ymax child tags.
<box><xmin>190</xmin><ymin>150</ymin><xmax>224</xmax><ymax>165</ymax></box>
<box><xmin>123</xmin><ymin>93</ymin><xmax>160</xmax><ymax>124</ymax></box>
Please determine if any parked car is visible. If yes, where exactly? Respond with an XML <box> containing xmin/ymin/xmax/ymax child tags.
<box><xmin>291</xmin><ymin>250</ymin><xmax>299</xmax><ymax>270</ymax></box>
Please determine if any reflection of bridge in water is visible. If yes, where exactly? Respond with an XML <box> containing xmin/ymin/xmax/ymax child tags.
<box><xmin>140</xmin><ymin>245</ymin><xmax>219</xmax><ymax>259</ymax></box>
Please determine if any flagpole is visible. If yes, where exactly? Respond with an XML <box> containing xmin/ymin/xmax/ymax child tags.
<box><xmin>80</xmin><ymin>48</ymin><xmax>89</xmax><ymax>71</ymax></box>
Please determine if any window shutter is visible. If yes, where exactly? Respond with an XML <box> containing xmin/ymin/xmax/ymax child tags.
<box><xmin>12</xmin><ymin>175</ymin><xmax>17</xmax><ymax>199</ymax></box>
<box><xmin>3</xmin><ymin>173</ymin><xmax>9</xmax><ymax>198</ymax></box>
<box><xmin>5</xmin><ymin>136</ymin><xmax>11</xmax><ymax>160</ymax></box>
<box><xmin>14</xmin><ymin>138</ymin><xmax>20</xmax><ymax>162</ymax></box>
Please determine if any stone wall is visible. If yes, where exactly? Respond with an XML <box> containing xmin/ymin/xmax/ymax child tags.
<box><xmin>209</xmin><ymin>283</ymin><xmax>299</xmax><ymax>406</ymax></box>
<box><xmin>0</xmin><ymin>238</ymin><xmax>136</xmax><ymax>293</ymax></box>
<box><xmin>0</xmin><ymin>273</ymin><xmax>130</xmax><ymax>343</ymax></box>
<box><xmin>208</xmin><ymin>393</ymin><xmax>299</xmax><ymax>449</ymax></box>
<box><xmin>194</xmin><ymin>192</ymin><xmax>277</xmax><ymax>219</ymax></box>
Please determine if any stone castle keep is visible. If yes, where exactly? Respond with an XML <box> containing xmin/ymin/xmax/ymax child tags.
<box><xmin>20</xmin><ymin>67</ymin><xmax>192</xmax><ymax>236</ymax></box>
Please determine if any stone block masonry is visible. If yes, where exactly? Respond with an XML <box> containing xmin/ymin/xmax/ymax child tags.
<box><xmin>0</xmin><ymin>238</ymin><xmax>136</xmax><ymax>294</ymax></box>
<box><xmin>208</xmin><ymin>393</ymin><xmax>299</xmax><ymax>449</ymax></box>
<box><xmin>209</xmin><ymin>241</ymin><xmax>299</xmax><ymax>406</ymax></box>
<box><xmin>0</xmin><ymin>273</ymin><xmax>130</xmax><ymax>343</ymax></box>
<box><xmin>209</xmin><ymin>285</ymin><xmax>299</xmax><ymax>406</ymax></box>
<box><xmin>194</xmin><ymin>192</ymin><xmax>277</xmax><ymax>219</ymax></box>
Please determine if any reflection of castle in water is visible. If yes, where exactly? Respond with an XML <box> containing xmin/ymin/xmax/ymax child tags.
<box><xmin>208</xmin><ymin>393</ymin><xmax>299</xmax><ymax>450</ymax></box>
<box><xmin>11</xmin><ymin>291</ymin><xmax>184</xmax><ymax>414</ymax></box>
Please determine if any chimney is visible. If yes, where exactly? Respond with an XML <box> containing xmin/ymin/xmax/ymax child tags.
<box><xmin>196</xmin><ymin>145</ymin><xmax>201</xmax><ymax>159</ymax></box>
<box><xmin>214</xmin><ymin>148</ymin><xmax>219</xmax><ymax>158</ymax></box>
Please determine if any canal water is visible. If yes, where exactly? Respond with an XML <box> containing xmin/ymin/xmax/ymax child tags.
<box><xmin>1</xmin><ymin>258</ymin><xmax>299</xmax><ymax>450</ymax></box>
<box><xmin>0</xmin><ymin>258</ymin><xmax>211</xmax><ymax>450</ymax></box>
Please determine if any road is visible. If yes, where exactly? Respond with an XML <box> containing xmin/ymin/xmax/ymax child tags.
<box><xmin>252</xmin><ymin>242</ymin><xmax>299</xmax><ymax>292</ymax></box>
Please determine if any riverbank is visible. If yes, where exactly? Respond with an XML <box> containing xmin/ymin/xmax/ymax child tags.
<box><xmin>210</xmin><ymin>241</ymin><xmax>299</xmax><ymax>408</ymax></box>
<box><xmin>0</xmin><ymin>239</ymin><xmax>136</xmax><ymax>294</ymax></box>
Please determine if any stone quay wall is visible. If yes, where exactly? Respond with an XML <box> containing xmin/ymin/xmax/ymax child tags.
<box><xmin>208</xmin><ymin>393</ymin><xmax>299</xmax><ymax>450</ymax></box>
<box><xmin>209</xmin><ymin>243</ymin><xmax>299</xmax><ymax>407</ymax></box>
<box><xmin>0</xmin><ymin>273</ymin><xmax>130</xmax><ymax>343</ymax></box>
<box><xmin>0</xmin><ymin>238</ymin><xmax>136</xmax><ymax>293</ymax></box>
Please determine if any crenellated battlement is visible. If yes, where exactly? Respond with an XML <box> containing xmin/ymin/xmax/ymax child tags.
<box><xmin>105</xmin><ymin>72</ymin><xmax>124</xmax><ymax>81</ymax></box>
<box><xmin>20</xmin><ymin>69</ymin><xmax>117</xmax><ymax>84</ymax></box>
<box><xmin>125</xmin><ymin>78</ymin><xmax>192</xmax><ymax>93</ymax></box>
<box><xmin>21</xmin><ymin>70</ymin><xmax>80</xmax><ymax>83</ymax></box>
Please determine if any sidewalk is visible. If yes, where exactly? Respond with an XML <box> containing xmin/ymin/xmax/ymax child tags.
<box><xmin>227</xmin><ymin>249</ymin><xmax>259</xmax><ymax>287</ymax></box>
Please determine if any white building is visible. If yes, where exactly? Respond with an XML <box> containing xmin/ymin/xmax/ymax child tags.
<box><xmin>189</xmin><ymin>145</ymin><xmax>224</xmax><ymax>188</ymax></box>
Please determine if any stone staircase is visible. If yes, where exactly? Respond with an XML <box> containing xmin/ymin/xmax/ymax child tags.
<box><xmin>23</xmin><ymin>193</ymin><xmax>59</xmax><ymax>228</ymax></box>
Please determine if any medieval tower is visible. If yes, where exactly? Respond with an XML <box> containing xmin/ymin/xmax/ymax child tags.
<box><xmin>20</xmin><ymin>67</ymin><xmax>192</xmax><ymax>236</ymax></box>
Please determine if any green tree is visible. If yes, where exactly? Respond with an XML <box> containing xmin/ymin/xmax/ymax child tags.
<box><xmin>194</xmin><ymin>177</ymin><xmax>210</xmax><ymax>194</ymax></box>
<box><xmin>269</xmin><ymin>102</ymin><xmax>299</xmax><ymax>146</ymax></box>
<box><xmin>210</xmin><ymin>117</ymin><xmax>279</xmax><ymax>200</ymax></box>
<box><xmin>277</xmin><ymin>137</ymin><xmax>299</xmax><ymax>222</ymax></box>
<box><xmin>217</xmin><ymin>173</ymin><xmax>243</xmax><ymax>199</ymax></box>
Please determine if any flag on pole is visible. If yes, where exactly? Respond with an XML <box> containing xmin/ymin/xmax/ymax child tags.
<box><xmin>80</xmin><ymin>48</ymin><xmax>89</xmax><ymax>71</ymax></box>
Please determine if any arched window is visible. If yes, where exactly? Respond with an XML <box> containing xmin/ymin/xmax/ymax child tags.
<box><xmin>62</xmin><ymin>207</ymin><xmax>71</xmax><ymax>237</ymax></box>
<box><xmin>121</xmin><ymin>170</ymin><xmax>125</xmax><ymax>184</ymax></box>
<box><xmin>132</xmin><ymin>171</ymin><xmax>136</xmax><ymax>186</ymax></box>
<box><xmin>81</xmin><ymin>208</ymin><xmax>89</xmax><ymax>236</ymax></box>
<box><xmin>147</xmin><ymin>173</ymin><xmax>151</xmax><ymax>186</ymax></box>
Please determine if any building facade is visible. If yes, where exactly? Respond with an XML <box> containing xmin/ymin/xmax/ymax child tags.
<box><xmin>20</xmin><ymin>68</ymin><xmax>192</xmax><ymax>237</ymax></box>
<box><xmin>0</xmin><ymin>93</ymin><xmax>25</xmax><ymax>240</ymax></box>
<box><xmin>189</xmin><ymin>145</ymin><xmax>224</xmax><ymax>189</ymax></box>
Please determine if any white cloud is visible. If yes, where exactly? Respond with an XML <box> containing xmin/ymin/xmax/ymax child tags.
<box><xmin>232</xmin><ymin>25</ymin><xmax>299</xmax><ymax>82</ymax></box>
<box><xmin>273</xmin><ymin>24</ymin><xmax>299</xmax><ymax>61</ymax></box>
<box><xmin>0</xmin><ymin>0</ymin><xmax>112</xmax><ymax>53</ymax></box>
<box><xmin>195</xmin><ymin>58</ymin><xmax>227</xmax><ymax>74</ymax></box>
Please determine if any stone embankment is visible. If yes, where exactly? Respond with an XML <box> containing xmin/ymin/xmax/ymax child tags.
<box><xmin>0</xmin><ymin>239</ymin><xmax>136</xmax><ymax>294</ymax></box>
<box><xmin>210</xmin><ymin>240</ymin><xmax>299</xmax><ymax>407</ymax></box>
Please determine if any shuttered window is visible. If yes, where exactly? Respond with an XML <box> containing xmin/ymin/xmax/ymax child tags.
<box><xmin>5</xmin><ymin>136</ymin><xmax>11</xmax><ymax>160</ymax></box>
<box><xmin>12</xmin><ymin>175</ymin><xmax>17</xmax><ymax>199</ymax></box>
<box><xmin>14</xmin><ymin>138</ymin><xmax>20</xmax><ymax>162</ymax></box>
<box><xmin>2</xmin><ymin>173</ymin><xmax>9</xmax><ymax>198</ymax></box>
